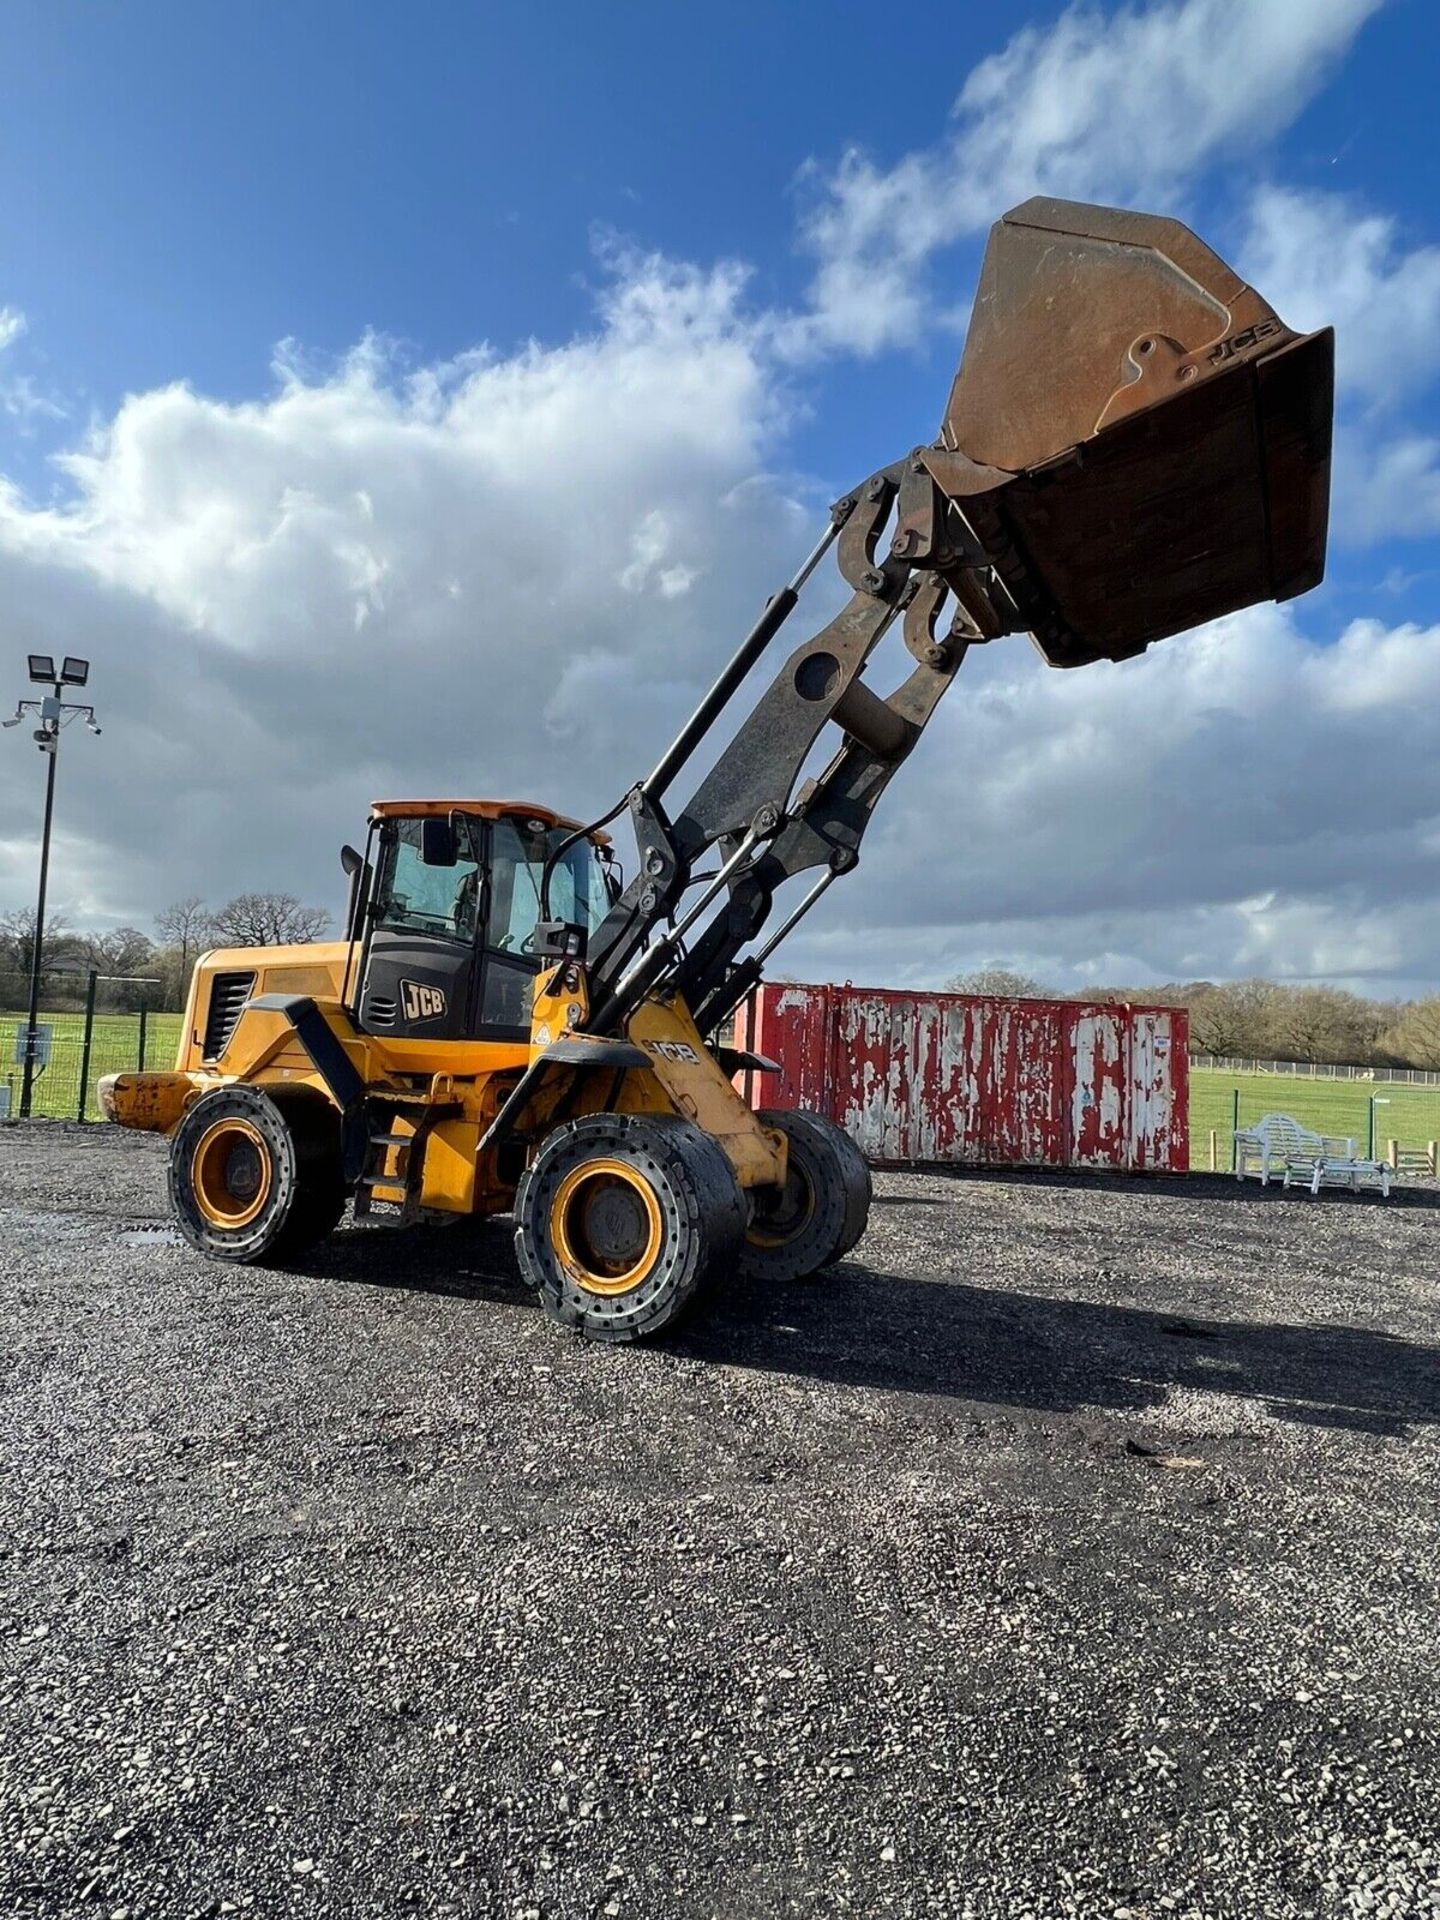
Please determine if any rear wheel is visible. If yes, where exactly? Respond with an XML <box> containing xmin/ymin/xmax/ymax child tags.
<box><xmin>170</xmin><ymin>1085</ymin><xmax>346</xmax><ymax>1265</ymax></box>
<box><xmin>514</xmin><ymin>1113</ymin><xmax>745</xmax><ymax>1343</ymax></box>
<box><xmin>737</xmin><ymin>1108</ymin><xmax>872</xmax><ymax>1282</ymax></box>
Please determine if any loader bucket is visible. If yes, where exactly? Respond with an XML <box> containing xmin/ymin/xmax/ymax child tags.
<box><xmin>932</xmin><ymin>197</ymin><xmax>1334</xmax><ymax>667</ymax></box>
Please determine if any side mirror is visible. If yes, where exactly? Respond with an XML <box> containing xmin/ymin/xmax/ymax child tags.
<box><xmin>340</xmin><ymin>843</ymin><xmax>372</xmax><ymax>942</ymax></box>
<box><xmin>421</xmin><ymin>816</ymin><xmax>458</xmax><ymax>867</ymax></box>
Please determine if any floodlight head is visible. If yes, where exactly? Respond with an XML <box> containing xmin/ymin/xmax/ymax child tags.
<box><xmin>60</xmin><ymin>656</ymin><xmax>90</xmax><ymax>686</ymax></box>
<box><xmin>27</xmin><ymin>653</ymin><xmax>55</xmax><ymax>684</ymax></box>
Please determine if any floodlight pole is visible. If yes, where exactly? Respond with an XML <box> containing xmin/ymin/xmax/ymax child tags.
<box><xmin>19</xmin><ymin>722</ymin><xmax>60</xmax><ymax>1118</ymax></box>
<box><xmin>5</xmin><ymin>659</ymin><xmax>101</xmax><ymax>1118</ymax></box>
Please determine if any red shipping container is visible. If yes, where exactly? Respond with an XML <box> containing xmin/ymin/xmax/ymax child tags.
<box><xmin>733</xmin><ymin>983</ymin><xmax>1188</xmax><ymax>1172</ymax></box>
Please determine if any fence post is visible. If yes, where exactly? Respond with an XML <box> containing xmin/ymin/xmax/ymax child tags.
<box><xmin>1388</xmin><ymin>1139</ymin><xmax>1399</xmax><ymax>1170</ymax></box>
<box><xmin>1430</xmin><ymin>1142</ymin><xmax>1438</xmax><ymax>1179</ymax></box>
<box><xmin>76</xmin><ymin>968</ymin><xmax>98</xmax><ymax>1122</ymax></box>
<box><xmin>1208</xmin><ymin>1128</ymin><xmax>1217</xmax><ymax>1172</ymax></box>
<box><xmin>137</xmin><ymin>1002</ymin><xmax>149</xmax><ymax>1072</ymax></box>
<box><xmin>1230</xmin><ymin>1089</ymin><xmax>1239</xmax><ymax>1171</ymax></box>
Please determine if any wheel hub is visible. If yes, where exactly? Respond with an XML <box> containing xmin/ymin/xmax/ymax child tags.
<box><xmin>583</xmin><ymin>1183</ymin><xmax>650</xmax><ymax>1263</ymax></box>
<box><xmin>549</xmin><ymin>1158</ymin><xmax>664</xmax><ymax>1297</ymax></box>
<box><xmin>191</xmin><ymin>1118</ymin><xmax>273</xmax><ymax>1229</ymax></box>
<box><xmin>749</xmin><ymin>1160</ymin><xmax>814</xmax><ymax>1249</ymax></box>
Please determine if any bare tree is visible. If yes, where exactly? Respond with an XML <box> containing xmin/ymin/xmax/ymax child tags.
<box><xmin>1380</xmin><ymin>997</ymin><xmax>1440</xmax><ymax>1070</ymax></box>
<box><xmin>0</xmin><ymin>907</ymin><xmax>86</xmax><ymax>984</ymax></box>
<box><xmin>155</xmin><ymin>896</ymin><xmax>213</xmax><ymax>979</ymax></box>
<box><xmin>209</xmin><ymin>892</ymin><xmax>330</xmax><ymax>948</ymax></box>
<box><xmin>84</xmin><ymin>926</ymin><xmax>156</xmax><ymax>975</ymax></box>
<box><xmin>1188</xmin><ymin>978</ymin><xmax>1279</xmax><ymax>1058</ymax></box>
<box><xmin>1276</xmin><ymin>984</ymin><xmax>1388</xmax><ymax>1065</ymax></box>
<box><xmin>946</xmin><ymin>965</ymin><xmax>1047</xmax><ymax>999</ymax></box>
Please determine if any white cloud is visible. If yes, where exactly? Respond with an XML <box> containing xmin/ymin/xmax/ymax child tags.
<box><xmin>1336</xmin><ymin>432</ymin><xmax>1440</xmax><ymax>543</ymax></box>
<box><xmin>0</xmin><ymin>303</ymin><xmax>68</xmax><ymax>424</ymax></box>
<box><xmin>792</xmin><ymin>0</ymin><xmax>1385</xmax><ymax>355</ymax></box>
<box><xmin>3</xmin><ymin>233</ymin><xmax>1438</xmax><ymax>997</ymax></box>
<box><xmin>1241</xmin><ymin>185</ymin><xmax>1440</xmax><ymax>410</ymax></box>
<box><xmin>1237</xmin><ymin>186</ymin><xmax>1440</xmax><ymax>543</ymax></box>
<box><xmin>777</xmin><ymin>604</ymin><xmax>1440</xmax><ymax>993</ymax></box>
<box><xmin>0</xmin><ymin>248</ymin><xmax>813</xmax><ymax>930</ymax></box>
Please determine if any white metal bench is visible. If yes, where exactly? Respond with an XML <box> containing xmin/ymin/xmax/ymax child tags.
<box><xmin>1294</xmin><ymin>1152</ymin><xmax>1391</xmax><ymax>1198</ymax></box>
<box><xmin>1233</xmin><ymin>1111</ymin><xmax>1390</xmax><ymax>1197</ymax></box>
<box><xmin>1234</xmin><ymin>1112</ymin><xmax>1334</xmax><ymax>1185</ymax></box>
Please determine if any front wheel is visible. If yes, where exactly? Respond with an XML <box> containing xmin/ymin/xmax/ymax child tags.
<box><xmin>737</xmin><ymin>1108</ymin><xmax>872</xmax><ymax>1283</ymax></box>
<box><xmin>169</xmin><ymin>1085</ymin><xmax>346</xmax><ymax>1265</ymax></box>
<box><xmin>514</xmin><ymin>1113</ymin><xmax>745</xmax><ymax>1343</ymax></box>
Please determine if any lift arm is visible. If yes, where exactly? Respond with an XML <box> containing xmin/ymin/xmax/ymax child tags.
<box><xmin>561</xmin><ymin>196</ymin><xmax>1334</xmax><ymax>1040</ymax></box>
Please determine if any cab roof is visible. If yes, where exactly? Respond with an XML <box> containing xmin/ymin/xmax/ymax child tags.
<box><xmin>369</xmin><ymin>799</ymin><xmax>607</xmax><ymax>843</ymax></box>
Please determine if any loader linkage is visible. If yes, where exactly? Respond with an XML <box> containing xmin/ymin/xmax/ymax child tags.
<box><xmin>101</xmin><ymin>195</ymin><xmax>1333</xmax><ymax>1343</ymax></box>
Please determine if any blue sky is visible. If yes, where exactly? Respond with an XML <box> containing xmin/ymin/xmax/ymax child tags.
<box><xmin>2</xmin><ymin>0</ymin><xmax>1440</xmax><ymax>994</ymax></box>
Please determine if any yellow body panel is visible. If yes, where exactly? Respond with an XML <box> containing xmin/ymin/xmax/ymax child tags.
<box><xmin>528</xmin><ymin>963</ymin><xmax>589</xmax><ymax>1056</ymax></box>
<box><xmin>177</xmin><ymin>943</ymin><xmax>353</xmax><ymax>1070</ymax></box>
<box><xmin>99</xmin><ymin>1070</ymin><xmax>196</xmax><ymax>1132</ymax></box>
<box><xmin>420</xmin><ymin>1118</ymin><xmax>483</xmax><ymax>1212</ymax></box>
<box><xmin>112</xmin><ymin>931</ymin><xmax>784</xmax><ymax>1216</ymax></box>
<box><xmin>624</xmin><ymin>995</ymin><xmax>785</xmax><ymax>1191</ymax></box>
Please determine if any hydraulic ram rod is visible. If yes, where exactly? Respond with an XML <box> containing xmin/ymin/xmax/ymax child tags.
<box><xmin>641</xmin><ymin>519</ymin><xmax>840</xmax><ymax>806</ymax></box>
<box><xmin>586</xmin><ymin>823</ymin><xmax>764</xmax><ymax>1036</ymax></box>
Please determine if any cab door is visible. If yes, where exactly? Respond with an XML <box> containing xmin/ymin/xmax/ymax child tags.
<box><xmin>358</xmin><ymin>815</ymin><xmax>485</xmax><ymax>1041</ymax></box>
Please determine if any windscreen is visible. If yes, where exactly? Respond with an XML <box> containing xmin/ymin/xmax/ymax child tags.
<box><xmin>487</xmin><ymin>818</ymin><xmax>610</xmax><ymax>957</ymax></box>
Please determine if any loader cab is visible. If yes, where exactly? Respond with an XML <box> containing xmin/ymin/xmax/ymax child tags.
<box><xmin>352</xmin><ymin>802</ymin><xmax>613</xmax><ymax>1044</ymax></box>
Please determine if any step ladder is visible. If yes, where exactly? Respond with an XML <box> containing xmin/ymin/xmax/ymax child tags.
<box><xmin>353</xmin><ymin>1106</ymin><xmax>449</xmax><ymax>1227</ymax></box>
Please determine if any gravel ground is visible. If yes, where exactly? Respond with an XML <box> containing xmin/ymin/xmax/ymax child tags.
<box><xmin>2</xmin><ymin>1124</ymin><xmax>1438</xmax><ymax>1920</ymax></box>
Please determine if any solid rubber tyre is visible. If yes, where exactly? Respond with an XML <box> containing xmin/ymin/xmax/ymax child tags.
<box><xmin>736</xmin><ymin>1107</ymin><xmax>873</xmax><ymax>1282</ymax></box>
<box><xmin>169</xmin><ymin>1085</ymin><xmax>345</xmax><ymax>1266</ymax></box>
<box><xmin>514</xmin><ymin>1112</ymin><xmax>745</xmax><ymax>1343</ymax></box>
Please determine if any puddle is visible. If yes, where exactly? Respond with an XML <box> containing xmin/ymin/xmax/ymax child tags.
<box><xmin>0</xmin><ymin>1207</ymin><xmax>87</xmax><ymax>1233</ymax></box>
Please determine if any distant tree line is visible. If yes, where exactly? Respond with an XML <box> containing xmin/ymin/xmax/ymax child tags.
<box><xmin>0</xmin><ymin>891</ymin><xmax>330</xmax><ymax>1013</ymax></box>
<box><xmin>945</xmin><ymin>966</ymin><xmax>1440</xmax><ymax>1072</ymax></box>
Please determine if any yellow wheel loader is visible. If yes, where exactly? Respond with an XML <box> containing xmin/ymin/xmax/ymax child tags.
<box><xmin>101</xmin><ymin>198</ymin><xmax>1334</xmax><ymax>1341</ymax></box>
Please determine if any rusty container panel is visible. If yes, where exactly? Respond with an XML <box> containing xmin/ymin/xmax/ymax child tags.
<box><xmin>735</xmin><ymin>984</ymin><xmax>1189</xmax><ymax>1173</ymax></box>
<box><xmin>1127</xmin><ymin>1007</ymin><xmax>1189</xmax><ymax>1170</ymax></box>
<box><xmin>1069</xmin><ymin>1007</ymin><xmax>1128</xmax><ymax>1166</ymax></box>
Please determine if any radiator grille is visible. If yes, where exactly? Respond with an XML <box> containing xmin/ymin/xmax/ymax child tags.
<box><xmin>365</xmin><ymin>994</ymin><xmax>397</xmax><ymax>1028</ymax></box>
<box><xmin>202</xmin><ymin>971</ymin><xmax>255</xmax><ymax>1062</ymax></box>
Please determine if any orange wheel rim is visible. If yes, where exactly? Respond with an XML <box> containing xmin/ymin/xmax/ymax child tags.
<box><xmin>191</xmin><ymin>1117</ymin><xmax>273</xmax><ymax>1229</ymax></box>
<box><xmin>549</xmin><ymin>1158</ymin><xmax>663</xmax><ymax>1297</ymax></box>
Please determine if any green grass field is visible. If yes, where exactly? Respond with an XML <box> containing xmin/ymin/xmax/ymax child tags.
<box><xmin>5</xmin><ymin>1007</ymin><xmax>1439</xmax><ymax>1165</ymax></box>
<box><xmin>0</xmin><ymin>1009</ymin><xmax>183</xmax><ymax>1119</ymax></box>
<box><xmin>1189</xmin><ymin>1067</ymin><xmax>1440</xmax><ymax>1170</ymax></box>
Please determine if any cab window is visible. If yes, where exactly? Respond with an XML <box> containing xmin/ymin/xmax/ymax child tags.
<box><xmin>486</xmin><ymin>817</ymin><xmax>609</xmax><ymax>957</ymax></box>
<box><xmin>374</xmin><ymin>816</ymin><xmax>484</xmax><ymax>942</ymax></box>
